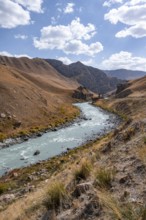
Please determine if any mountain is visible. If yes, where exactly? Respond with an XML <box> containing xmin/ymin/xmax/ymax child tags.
<box><xmin>45</xmin><ymin>59</ymin><xmax>123</xmax><ymax>94</ymax></box>
<box><xmin>104</xmin><ymin>69</ymin><xmax>146</xmax><ymax>80</ymax></box>
<box><xmin>0</xmin><ymin>56</ymin><xmax>79</xmax><ymax>137</ymax></box>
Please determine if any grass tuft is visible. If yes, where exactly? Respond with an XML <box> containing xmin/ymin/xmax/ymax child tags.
<box><xmin>0</xmin><ymin>182</ymin><xmax>16</xmax><ymax>195</ymax></box>
<box><xmin>143</xmin><ymin>137</ymin><xmax>146</xmax><ymax>144</ymax></box>
<box><xmin>94</xmin><ymin>167</ymin><xmax>115</xmax><ymax>189</ymax></box>
<box><xmin>44</xmin><ymin>182</ymin><xmax>68</xmax><ymax>210</ymax></box>
<box><xmin>74</xmin><ymin>160</ymin><xmax>92</xmax><ymax>182</ymax></box>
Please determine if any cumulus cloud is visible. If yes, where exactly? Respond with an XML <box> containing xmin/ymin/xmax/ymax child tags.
<box><xmin>34</xmin><ymin>18</ymin><xmax>103</xmax><ymax>56</ymax></box>
<box><xmin>100</xmin><ymin>51</ymin><xmax>146</xmax><ymax>71</ymax></box>
<box><xmin>14</xmin><ymin>0</ymin><xmax>43</xmax><ymax>13</ymax></box>
<box><xmin>0</xmin><ymin>51</ymin><xmax>32</xmax><ymax>58</ymax></box>
<box><xmin>58</xmin><ymin>57</ymin><xmax>73</xmax><ymax>64</ymax></box>
<box><xmin>14</xmin><ymin>34</ymin><xmax>28</xmax><ymax>40</ymax></box>
<box><xmin>0</xmin><ymin>0</ymin><xmax>43</xmax><ymax>29</ymax></box>
<box><xmin>104</xmin><ymin>1</ymin><xmax>146</xmax><ymax>38</ymax></box>
<box><xmin>64</xmin><ymin>3</ymin><xmax>75</xmax><ymax>14</ymax></box>
<box><xmin>58</xmin><ymin>57</ymin><xmax>94</xmax><ymax>66</ymax></box>
<box><xmin>103</xmin><ymin>0</ymin><xmax>123</xmax><ymax>7</ymax></box>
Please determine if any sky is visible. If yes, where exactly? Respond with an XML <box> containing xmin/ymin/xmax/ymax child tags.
<box><xmin>0</xmin><ymin>0</ymin><xmax>146</xmax><ymax>71</ymax></box>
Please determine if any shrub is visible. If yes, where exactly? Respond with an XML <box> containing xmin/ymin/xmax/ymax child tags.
<box><xmin>74</xmin><ymin>160</ymin><xmax>92</xmax><ymax>182</ymax></box>
<box><xmin>44</xmin><ymin>182</ymin><xmax>68</xmax><ymax>210</ymax></box>
<box><xmin>0</xmin><ymin>182</ymin><xmax>14</xmax><ymax>195</ymax></box>
<box><xmin>143</xmin><ymin>137</ymin><xmax>146</xmax><ymax>144</ymax></box>
<box><xmin>94</xmin><ymin>168</ymin><xmax>115</xmax><ymax>189</ymax></box>
<box><xmin>0</xmin><ymin>133</ymin><xmax>7</xmax><ymax>141</ymax></box>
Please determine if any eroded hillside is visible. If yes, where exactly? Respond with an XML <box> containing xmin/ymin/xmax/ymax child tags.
<box><xmin>0</xmin><ymin>56</ymin><xmax>79</xmax><ymax>139</ymax></box>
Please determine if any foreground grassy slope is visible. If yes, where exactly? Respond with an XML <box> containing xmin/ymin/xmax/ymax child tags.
<box><xmin>0</xmin><ymin>57</ymin><xmax>79</xmax><ymax>139</ymax></box>
<box><xmin>1</xmin><ymin>75</ymin><xmax>146</xmax><ymax>219</ymax></box>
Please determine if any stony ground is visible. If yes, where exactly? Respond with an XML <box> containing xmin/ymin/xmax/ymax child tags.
<box><xmin>0</xmin><ymin>97</ymin><xmax>146</xmax><ymax>220</ymax></box>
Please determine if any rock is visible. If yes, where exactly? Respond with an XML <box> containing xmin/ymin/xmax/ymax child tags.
<box><xmin>81</xmin><ymin>198</ymin><xmax>101</xmax><ymax>218</ymax></box>
<box><xmin>101</xmin><ymin>142</ymin><xmax>111</xmax><ymax>153</ymax></box>
<box><xmin>33</xmin><ymin>150</ymin><xmax>40</xmax><ymax>156</ymax></box>
<box><xmin>13</xmin><ymin>121</ymin><xmax>22</xmax><ymax>128</ymax></box>
<box><xmin>119</xmin><ymin>175</ymin><xmax>130</xmax><ymax>184</ymax></box>
<box><xmin>0</xmin><ymin>113</ymin><xmax>6</xmax><ymax>118</ymax></box>
<box><xmin>37</xmin><ymin>132</ymin><xmax>43</xmax><ymax>137</ymax></box>
<box><xmin>72</xmin><ymin>86</ymin><xmax>94</xmax><ymax>101</ymax></box>
<box><xmin>12</xmin><ymin>172</ymin><xmax>18</xmax><ymax>177</ymax></box>
<box><xmin>0</xmin><ymin>194</ymin><xmax>15</xmax><ymax>203</ymax></box>
<box><xmin>72</xmin><ymin>182</ymin><xmax>93</xmax><ymax>197</ymax></box>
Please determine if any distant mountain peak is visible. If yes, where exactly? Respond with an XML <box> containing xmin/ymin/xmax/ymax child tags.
<box><xmin>45</xmin><ymin>59</ymin><xmax>124</xmax><ymax>94</ymax></box>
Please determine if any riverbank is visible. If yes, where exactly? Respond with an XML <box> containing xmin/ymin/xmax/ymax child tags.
<box><xmin>0</xmin><ymin>104</ymin><xmax>81</xmax><ymax>149</ymax></box>
<box><xmin>0</xmin><ymin>103</ymin><xmax>121</xmax><ymax>177</ymax></box>
<box><xmin>1</xmin><ymin>95</ymin><xmax>146</xmax><ymax>220</ymax></box>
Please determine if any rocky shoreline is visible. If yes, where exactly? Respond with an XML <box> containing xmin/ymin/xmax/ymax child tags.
<box><xmin>0</xmin><ymin>105</ymin><xmax>121</xmax><ymax>150</ymax></box>
<box><xmin>0</xmin><ymin>110</ymin><xmax>83</xmax><ymax>149</ymax></box>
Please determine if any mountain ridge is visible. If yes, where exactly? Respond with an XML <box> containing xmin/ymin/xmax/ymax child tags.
<box><xmin>105</xmin><ymin>69</ymin><xmax>146</xmax><ymax>80</ymax></box>
<box><xmin>45</xmin><ymin>59</ymin><xmax>124</xmax><ymax>94</ymax></box>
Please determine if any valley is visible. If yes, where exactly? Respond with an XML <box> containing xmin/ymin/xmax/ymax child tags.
<box><xmin>0</xmin><ymin>56</ymin><xmax>146</xmax><ymax>220</ymax></box>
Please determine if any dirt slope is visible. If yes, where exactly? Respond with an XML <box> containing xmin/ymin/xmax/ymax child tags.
<box><xmin>0</xmin><ymin>56</ymin><xmax>79</xmax><ymax>137</ymax></box>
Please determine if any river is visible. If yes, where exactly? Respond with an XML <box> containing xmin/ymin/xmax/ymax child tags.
<box><xmin>0</xmin><ymin>103</ymin><xmax>119</xmax><ymax>176</ymax></box>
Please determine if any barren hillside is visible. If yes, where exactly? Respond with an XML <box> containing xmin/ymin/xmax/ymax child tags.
<box><xmin>0</xmin><ymin>56</ymin><xmax>79</xmax><ymax>138</ymax></box>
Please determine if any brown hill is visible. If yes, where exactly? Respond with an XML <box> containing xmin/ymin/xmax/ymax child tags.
<box><xmin>115</xmin><ymin>76</ymin><xmax>146</xmax><ymax>98</ymax></box>
<box><xmin>0</xmin><ymin>56</ymin><xmax>79</xmax><ymax>138</ymax></box>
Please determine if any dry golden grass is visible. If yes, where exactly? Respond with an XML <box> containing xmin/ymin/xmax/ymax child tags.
<box><xmin>94</xmin><ymin>167</ymin><xmax>115</xmax><ymax>189</ymax></box>
<box><xmin>44</xmin><ymin>182</ymin><xmax>69</xmax><ymax>210</ymax></box>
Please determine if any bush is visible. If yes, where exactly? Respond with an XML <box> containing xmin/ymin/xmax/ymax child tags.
<box><xmin>0</xmin><ymin>133</ymin><xmax>7</xmax><ymax>141</ymax></box>
<box><xmin>143</xmin><ymin>137</ymin><xmax>146</xmax><ymax>144</ymax></box>
<box><xmin>94</xmin><ymin>168</ymin><xmax>115</xmax><ymax>189</ymax></box>
<box><xmin>0</xmin><ymin>182</ymin><xmax>14</xmax><ymax>195</ymax></box>
<box><xmin>74</xmin><ymin>160</ymin><xmax>92</xmax><ymax>182</ymax></box>
<box><xmin>44</xmin><ymin>182</ymin><xmax>68</xmax><ymax>210</ymax></box>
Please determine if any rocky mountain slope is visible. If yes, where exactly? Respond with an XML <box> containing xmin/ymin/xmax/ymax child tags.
<box><xmin>1</xmin><ymin>72</ymin><xmax>146</xmax><ymax>219</ymax></box>
<box><xmin>0</xmin><ymin>56</ymin><xmax>80</xmax><ymax>138</ymax></box>
<box><xmin>105</xmin><ymin>69</ymin><xmax>146</xmax><ymax>80</ymax></box>
<box><xmin>45</xmin><ymin>59</ymin><xmax>123</xmax><ymax>94</ymax></box>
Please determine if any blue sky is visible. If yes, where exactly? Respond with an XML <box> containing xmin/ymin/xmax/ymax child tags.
<box><xmin>0</xmin><ymin>0</ymin><xmax>146</xmax><ymax>71</ymax></box>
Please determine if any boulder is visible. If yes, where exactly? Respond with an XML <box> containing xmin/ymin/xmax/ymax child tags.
<box><xmin>33</xmin><ymin>150</ymin><xmax>40</xmax><ymax>156</ymax></box>
<box><xmin>72</xmin><ymin>182</ymin><xmax>93</xmax><ymax>197</ymax></box>
<box><xmin>0</xmin><ymin>113</ymin><xmax>6</xmax><ymax>118</ymax></box>
<box><xmin>13</xmin><ymin>121</ymin><xmax>22</xmax><ymax>128</ymax></box>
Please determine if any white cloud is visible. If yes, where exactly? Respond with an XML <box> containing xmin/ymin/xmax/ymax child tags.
<box><xmin>57</xmin><ymin>57</ymin><xmax>94</xmax><ymax>66</ymax></box>
<box><xmin>0</xmin><ymin>0</ymin><xmax>30</xmax><ymax>28</ymax></box>
<box><xmin>81</xmin><ymin>59</ymin><xmax>94</xmax><ymax>66</ymax></box>
<box><xmin>14</xmin><ymin>34</ymin><xmax>28</xmax><ymax>40</ymax></box>
<box><xmin>58</xmin><ymin>57</ymin><xmax>73</xmax><ymax>65</ymax></box>
<box><xmin>100</xmin><ymin>51</ymin><xmax>146</xmax><ymax>71</ymax></box>
<box><xmin>14</xmin><ymin>0</ymin><xmax>43</xmax><ymax>13</ymax></box>
<box><xmin>104</xmin><ymin>1</ymin><xmax>146</xmax><ymax>38</ymax></box>
<box><xmin>0</xmin><ymin>0</ymin><xmax>43</xmax><ymax>29</ymax></box>
<box><xmin>64</xmin><ymin>3</ymin><xmax>75</xmax><ymax>14</ymax></box>
<box><xmin>34</xmin><ymin>18</ymin><xmax>103</xmax><ymax>56</ymax></box>
<box><xmin>63</xmin><ymin>40</ymin><xmax>103</xmax><ymax>56</ymax></box>
<box><xmin>0</xmin><ymin>51</ymin><xmax>32</xmax><ymax>59</ymax></box>
<box><xmin>103</xmin><ymin>0</ymin><xmax>123</xmax><ymax>7</ymax></box>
